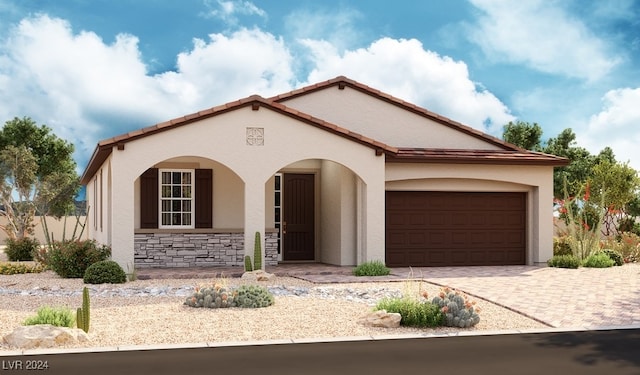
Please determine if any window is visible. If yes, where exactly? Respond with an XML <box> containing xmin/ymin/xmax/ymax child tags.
<box><xmin>159</xmin><ymin>169</ymin><xmax>194</xmax><ymax>228</ymax></box>
<box><xmin>140</xmin><ymin>168</ymin><xmax>212</xmax><ymax>229</ymax></box>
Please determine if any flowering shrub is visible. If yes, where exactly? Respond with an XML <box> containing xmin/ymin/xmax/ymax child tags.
<box><xmin>555</xmin><ymin>181</ymin><xmax>605</xmax><ymax>261</ymax></box>
<box><xmin>601</xmin><ymin>233</ymin><xmax>640</xmax><ymax>263</ymax></box>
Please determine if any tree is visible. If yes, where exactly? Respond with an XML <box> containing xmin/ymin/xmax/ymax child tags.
<box><xmin>502</xmin><ymin>121</ymin><xmax>543</xmax><ymax>151</ymax></box>
<box><xmin>588</xmin><ymin>159</ymin><xmax>640</xmax><ymax>236</ymax></box>
<box><xmin>542</xmin><ymin>128</ymin><xmax>596</xmax><ymax>199</ymax></box>
<box><xmin>0</xmin><ymin>117</ymin><xmax>79</xmax><ymax>240</ymax></box>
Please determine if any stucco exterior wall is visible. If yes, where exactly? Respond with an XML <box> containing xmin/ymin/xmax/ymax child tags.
<box><xmin>320</xmin><ymin>160</ymin><xmax>358</xmax><ymax>266</ymax></box>
<box><xmin>385</xmin><ymin>163</ymin><xmax>555</xmax><ymax>265</ymax></box>
<box><xmin>105</xmin><ymin>105</ymin><xmax>386</xmax><ymax>270</ymax></box>
<box><xmin>280</xmin><ymin>86</ymin><xmax>502</xmax><ymax>150</ymax></box>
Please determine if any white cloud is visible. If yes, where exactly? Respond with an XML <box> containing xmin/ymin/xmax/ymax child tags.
<box><xmin>581</xmin><ymin>87</ymin><xmax>640</xmax><ymax>169</ymax></box>
<box><xmin>201</xmin><ymin>0</ymin><xmax>267</xmax><ymax>25</ymax></box>
<box><xmin>467</xmin><ymin>0</ymin><xmax>621</xmax><ymax>82</ymax></box>
<box><xmin>0</xmin><ymin>15</ymin><xmax>294</xmax><ymax>169</ymax></box>
<box><xmin>301</xmin><ymin>37</ymin><xmax>515</xmax><ymax>133</ymax></box>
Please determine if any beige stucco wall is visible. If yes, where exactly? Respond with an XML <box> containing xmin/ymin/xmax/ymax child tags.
<box><xmin>385</xmin><ymin>163</ymin><xmax>555</xmax><ymax>265</ymax></box>
<box><xmin>280</xmin><ymin>86</ymin><xmax>503</xmax><ymax>150</ymax></box>
<box><xmin>0</xmin><ymin>216</ymin><xmax>89</xmax><ymax>245</ymax></box>
<box><xmin>320</xmin><ymin>160</ymin><xmax>358</xmax><ymax>266</ymax></box>
<box><xmin>103</xmin><ymin>105</ymin><xmax>386</xmax><ymax>269</ymax></box>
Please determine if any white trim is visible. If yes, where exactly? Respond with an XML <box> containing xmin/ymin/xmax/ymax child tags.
<box><xmin>158</xmin><ymin>168</ymin><xmax>195</xmax><ymax>229</ymax></box>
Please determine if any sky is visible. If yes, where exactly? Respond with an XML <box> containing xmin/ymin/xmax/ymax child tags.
<box><xmin>1</xmin><ymin>0</ymin><xmax>639</xmax><ymax>174</ymax></box>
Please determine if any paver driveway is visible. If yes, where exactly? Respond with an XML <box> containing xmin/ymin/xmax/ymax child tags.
<box><xmin>390</xmin><ymin>265</ymin><xmax>640</xmax><ymax>328</ymax></box>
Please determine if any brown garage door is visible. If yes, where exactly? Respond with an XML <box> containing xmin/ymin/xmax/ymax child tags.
<box><xmin>385</xmin><ymin>191</ymin><xmax>526</xmax><ymax>267</ymax></box>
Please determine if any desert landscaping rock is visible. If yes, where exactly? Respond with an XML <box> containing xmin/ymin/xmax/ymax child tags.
<box><xmin>3</xmin><ymin>325</ymin><xmax>89</xmax><ymax>349</ymax></box>
<box><xmin>358</xmin><ymin>310</ymin><xmax>401</xmax><ymax>328</ymax></box>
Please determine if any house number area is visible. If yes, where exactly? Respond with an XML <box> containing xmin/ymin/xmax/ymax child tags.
<box><xmin>2</xmin><ymin>360</ymin><xmax>49</xmax><ymax>371</ymax></box>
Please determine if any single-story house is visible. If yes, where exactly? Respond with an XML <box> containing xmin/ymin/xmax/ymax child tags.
<box><xmin>80</xmin><ymin>76</ymin><xmax>568</xmax><ymax>270</ymax></box>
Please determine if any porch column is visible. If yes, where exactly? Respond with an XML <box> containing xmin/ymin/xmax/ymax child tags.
<box><xmin>364</xmin><ymin>173</ymin><xmax>386</xmax><ymax>263</ymax></box>
<box><xmin>244</xmin><ymin>179</ymin><xmax>266</xmax><ymax>270</ymax></box>
<box><xmin>109</xmin><ymin>152</ymin><xmax>135</xmax><ymax>271</ymax></box>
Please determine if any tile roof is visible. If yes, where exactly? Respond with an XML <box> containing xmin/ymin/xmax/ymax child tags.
<box><xmin>80</xmin><ymin>76</ymin><xmax>568</xmax><ymax>184</ymax></box>
<box><xmin>387</xmin><ymin>148</ymin><xmax>568</xmax><ymax>165</ymax></box>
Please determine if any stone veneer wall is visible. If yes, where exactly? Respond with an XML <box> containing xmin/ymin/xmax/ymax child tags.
<box><xmin>134</xmin><ymin>232</ymin><xmax>279</xmax><ymax>268</ymax></box>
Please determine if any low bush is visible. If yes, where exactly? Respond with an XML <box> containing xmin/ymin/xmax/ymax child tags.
<box><xmin>0</xmin><ymin>262</ymin><xmax>46</xmax><ymax>275</ymax></box>
<box><xmin>353</xmin><ymin>260</ymin><xmax>391</xmax><ymax>276</ymax></box>
<box><xmin>582</xmin><ymin>252</ymin><xmax>614</xmax><ymax>268</ymax></box>
<box><xmin>547</xmin><ymin>254</ymin><xmax>581</xmax><ymax>269</ymax></box>
<box><xmin>553</xmin><ymin>236</ymin><xmax>573</xmax><ymax>256</ymax></box>
<box><xmin>600</xmin><ymin>249</ymin><xmax>624</xmax><ymax>266</ymax></box>
<box><xmin>375</xmin><ymin>298</ymin><xmax>443</xmax><ymax>327</ymax></box>
<box><xmin>47</xmin><ymin>240</ymin><xmax>111</xmax><ymax>278</ymax></box>
<box><xmin>4</xmin><ymin>237</ymin><xmax>40</xmax><ymax>261</ymax></box>
<box><xmin>83</xmin><ymin>260</ymin><xmax>127</xmax><ymax>284</ymax></box>
<box><xmin>23</xmin><ymin>306</ymin><xmax>75</xmax><ymax>328</ymax></box>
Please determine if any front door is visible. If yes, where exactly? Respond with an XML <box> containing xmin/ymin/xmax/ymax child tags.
<box><xmin>283</xmin><ymin>173</ymin><xmax>315</xmax><ymax>261</ymax></box>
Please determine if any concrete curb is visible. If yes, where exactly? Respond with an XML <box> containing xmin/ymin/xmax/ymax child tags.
<box><xmin>4</xmin><ymin>325</ymin><xmax>640</xmax><ymax>357</ymax></box>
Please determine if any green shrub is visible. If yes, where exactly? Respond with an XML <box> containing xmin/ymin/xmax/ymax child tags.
<box><xmin>553</xmin><ymin>236</ymin><xmax>573</xmax><ymax>256</ymax></box>
<box><xmin>547</xmin><ymin>254</ymin><xmax>581</xmax><ymax>269</ymax></box>
<box><xmin>23</xmin><ymin>306</ymin><xmax>75</xmax><ymax>328</ymax></box>
<box><xmin>582</xmin><ymin>252</ymin><xmax>615</xmax><ymax>268</ymax></box>
<box><xmin>353</xmin><ymin>260</ymin><xmax>391</xmax><ymax>276</ymax></box>
<box><xmin>600</xmin><ymin>249</ymin><xmax>624</xmax><ymax>266</ymax></box>
<box><xmin>0</xmin><ymin>262</ymin><xmax>46</xmax><ymax>275</ymax></box>
<box><xmin>375</xmin><ymin>298</ymin><xmax>443</xmax><ymax>327</ymax></box>
<box><xmin>48</xmin><ymin>240</ymin><xmax>111</xmax><ymax>278</ymax></box>
<box><xmin>431</xmin><ymin>288</ymin><xmax>481</xmax><ymax>328</ymax></box>
<box><xmin>83</xmin><ymin>260</ymin><xmax>127</xmax><ymax>284</ymax></box>
<box><xmin>4</xmin><ymin>237</ymin><xmax>40</xmax><ymax>261</ymax></box>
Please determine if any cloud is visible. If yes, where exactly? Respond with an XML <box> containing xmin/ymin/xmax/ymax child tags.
<box><xmin>0</xmin><ymin>15</ymin><xmax>294</xmax><ymax>170</ymax></box>
<box><xmin>581</xmin><ymin>87</ymin><xmax>640</xmax><ymax>169</ymax></box>
<box><xmin>201</xmin><ymin>0</ymin><xmax>267</xmax><ymax>25</ymax></box>
<box><xmin>467</xmin><ymin>0</ymin><xmax>621</xmax><ymax>82</ymax></box>
<box><xmin>301</xmin><ymin>37</ymin><xmax>515</xmax><ymax>133</ymax></box>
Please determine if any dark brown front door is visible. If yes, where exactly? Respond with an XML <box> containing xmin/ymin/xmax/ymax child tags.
<box><xmin>283</xmin><ymin>174</ymin><xmax>315</xmax><ymax>261</ymax></box>
<box><xmin>386</xmin><ymin>191</ymin><xmax>526</xmax><ymax>267</ymax></box>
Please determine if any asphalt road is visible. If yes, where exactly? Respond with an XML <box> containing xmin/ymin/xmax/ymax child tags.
<box><xmin>2</xmin><ymin>329</ymin><xmax>639</xmax><ymax>375</ymax></box>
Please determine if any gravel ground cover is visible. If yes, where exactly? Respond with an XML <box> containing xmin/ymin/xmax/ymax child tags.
<box><xmin>0</xmin><ymin>270</ymin><xmax>548</xmax><ymax>351</ymax></box>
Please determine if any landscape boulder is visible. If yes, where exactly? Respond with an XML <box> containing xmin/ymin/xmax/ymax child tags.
<box><xmin>241</xmin><ymin>270</ymin><xmax>276</xmax><ymax>282</ymax></box>
<box><xmin>358</xmin><ymin>310</ymin><xmax>402</xmax><ymax>328</ymax></box>
<box><xmin>3</xmin><ymin>325</ymin><xmax>89</xmax><ymax>349</ymax></box>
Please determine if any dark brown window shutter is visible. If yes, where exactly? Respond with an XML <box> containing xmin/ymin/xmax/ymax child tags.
<box><xmin>195</xmin><ymin>169</ymin><xmax>213</xmax><ymax>228</ymax></box>
<box><xmin>140</xmin><ymin>168</ymin><xmax>158</xmax><ymax>228</ymax></box>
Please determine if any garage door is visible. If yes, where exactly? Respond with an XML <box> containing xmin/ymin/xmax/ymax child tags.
<box><xmin>385</xmin><ymin>191</ymin><xmax>526</xmax><ymax>267</ymax></box>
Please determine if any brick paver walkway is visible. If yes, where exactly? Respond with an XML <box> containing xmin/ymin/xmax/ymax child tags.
<box><xmin>137</xmin><ymin>263</ymin><xmax>640</xmax><ymax>329</ymax></box>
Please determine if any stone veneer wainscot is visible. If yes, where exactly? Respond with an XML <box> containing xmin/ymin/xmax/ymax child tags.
<box><xmin>134</xmin><ymin>230</ymin><xmax>279</xmax><ymax>268</ymax></box>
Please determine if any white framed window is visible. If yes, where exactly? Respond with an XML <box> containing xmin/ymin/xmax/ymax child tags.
<box><xmin>159</xmin><ymin>169</ymin><xmax>194</xmax><ymax>228</ymax></box>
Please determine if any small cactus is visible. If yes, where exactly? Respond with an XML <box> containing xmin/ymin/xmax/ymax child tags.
<box><xmin>431</xmin><ymin>288</ymin><xmax>480</xmax><ymax>328</ymax></box>
<box><xmin>253</xmin><ymin>231</ymin><xmax>262</xmax><ymax>271</ymax></box>
<box><xmin>244</xmin><ymin>255</ymin><xmax>253</xmax><ymax>272</ymax></box>
<box><xmin>76</xmin><ymin>287</ymin><xmax>90</xmax><ymax>333</ymax></box>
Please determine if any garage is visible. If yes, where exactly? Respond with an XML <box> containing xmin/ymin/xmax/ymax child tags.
<box><xmin>385</xmin><ymin>191</ymin><xmax>526</xmax><ymax>267</ymax></box>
